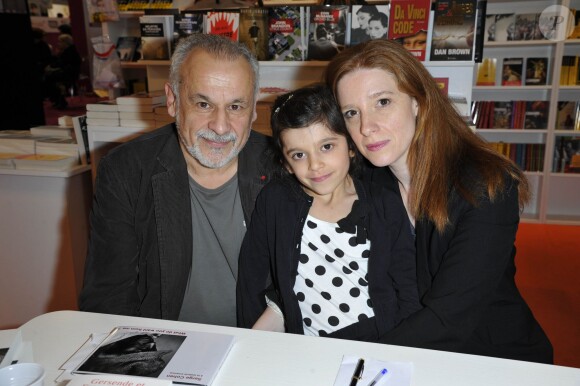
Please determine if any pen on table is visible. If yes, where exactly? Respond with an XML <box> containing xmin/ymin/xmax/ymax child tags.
<box><xmin>367</xmin><ymin>368</ymin><xmax>388</xmax><ymax>386</ymax></box>
<box><xmin>349</xmin><ymin>358</ymin><xmax>365</xmax><ymax>386</ymax></box>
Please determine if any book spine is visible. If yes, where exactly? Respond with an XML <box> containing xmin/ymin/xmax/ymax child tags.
<box><xmin>473</xmin><ymin>0</ymin><xmax>486</xmax><ymax>62</ymax></box>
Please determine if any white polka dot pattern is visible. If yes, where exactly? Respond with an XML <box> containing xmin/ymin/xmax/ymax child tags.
<box><xmin>294</xmin><ymin>215</ymin><xmax>374</xmax><ymax>336</ymax></box>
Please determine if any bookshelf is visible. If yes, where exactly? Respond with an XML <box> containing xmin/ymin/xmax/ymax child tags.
<box><xmin>472</xmin><ymin>0</ymin><xmax>580</xmax><ymax>224</ymax></box>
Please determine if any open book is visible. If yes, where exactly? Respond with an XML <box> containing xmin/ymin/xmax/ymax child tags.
<box><xmin>72</xmin><ymin>326</ymin><xmax>235</xmax><ymax>385</ymax></box>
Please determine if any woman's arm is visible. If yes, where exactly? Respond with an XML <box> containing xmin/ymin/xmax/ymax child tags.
<box><xmin>379</xmin><ymin>183</ymin><xmax>521</xmax><ymax>351</ymax></box>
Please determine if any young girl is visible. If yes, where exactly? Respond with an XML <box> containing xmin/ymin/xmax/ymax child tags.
<box><xmin>236</xmin><ymin>84</ymin><xmax>421</xmax><ymax>340</ymax></box>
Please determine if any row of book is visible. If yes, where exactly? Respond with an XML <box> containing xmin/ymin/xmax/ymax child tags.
<box><xmin>86</xmin><ymin>90</ymin><xmax>174</xmax><ymax>130</ymax></box>
<box><xmin>490</xmin><ymin>142</ymin><xmax>545</xmax><ymax>172</ymax></box>
<box><xmin>0</xmin><ymin>123</ymin><xmax>85</xmax><ymax>171</ymax></box>
<box><xmin>560</xmin><ymin>56</ymin><xmax>580</xmax><ymax>86</ymax></box>
<box><xmin>472</xmin><ymin>100</ymin><xmax>580</xmax><ymax>131</ymax></box>
<box><xmin>120</xmin><ymin>0</ymin><xmax>483</xmax><ymax>63</ymax></box>
<box><xmin>476</xmin><ymin>57</ymin><xmax>550</xmax><ymax>87</ymax></box>
<box><xmin>484</xmin><ymin>9</ymin><xmax>580</xmax><ymax>42</ymax></box>
<box><xmin>472</xmin><ymin>100</ymin><xmax>549</xmax><ymax>130</ymax></box>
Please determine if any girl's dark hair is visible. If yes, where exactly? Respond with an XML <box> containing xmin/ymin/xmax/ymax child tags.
<box><xmin>269</xmin><ymin>83</ymin><xmax>361</xmax><ymax>178</ymax></box>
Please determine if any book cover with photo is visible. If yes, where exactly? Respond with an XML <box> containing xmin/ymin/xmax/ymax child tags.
<box><xmin>239</xmin><ymin>8</ymin><xmax>271</xmax><ymax>61</ymax></box>
<box><xmin>350</xmin><ymin>4</ymin><xmax>390</xmax><ymax>46</ymax></box>
<box><xmin>524</xmin><ymin>101</ymin><xmax>550</xmax><ymax>130</ymax></box>
<box><xmin>206</xmin><ymin>11</ymin><xmax>240</xmax><ymax>42</ymax></box>
<box><xmin>513</xmin><ymin>13</ymin><xmax>543</xmax><ymax>40</ymax></box>
<box><xmin>493</xmin><ymin>101</ymin><xmax>512</xmax><ymax>129</ymax></box>
<box><xmin>268</xmin><ymin>6</ymin><xmax>307</xmax><ymax>61</ymax></box>
<box><xmin>388</xmin><ymin>0</ymin><xmax>430</xmax><ymax>61</ymax></box>
<box><xmin>501</xmin><ymin>57</ymin><xmax>523</xmax><ymax>86</ymax></box>
<box><xmin>430</xmin><ymin>0</ymin><xmax>477</xmax><ymax>62</ymax></box>
<box><xmin>139</xmin><ymin>14</ymin><xmax>174</xmax><ymax>60</ymax></box>
<box><xmin>174</xmin><ymin>11</ymin><xmax>205</xmax><ymax>50</ymax></box>
<box><xmin>73</xmin><ymin>326</ymin><xmax>235</xmax><ymax>386</ymax></box>
<box><xmin>116</xmin><ymin>36</ymin><xmax>141</xmax><ymax>62</ymax></box>
<box><xmin>484</xmin><ymin>13</ymin><xmax>516</xmax><ymax>42</ymax></box>
<box><xmin>524</xmin><ymin>57</ymin><xmax>548</xmax><ymax>86</ymax></box>
<box><xmin>307</xmin><ymin>5</ymin><xmax>349</xmax><ymax>61</ymax></box>
<box><xmin>556</xmin><ymin>101</ymin><xmax>579</xmax><ymax>131</ymax></box>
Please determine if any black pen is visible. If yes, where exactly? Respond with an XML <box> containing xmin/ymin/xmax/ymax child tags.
<box><xmin>349</xmin><ymin>358</ymin><xmax>365</xmax><ymax>386</ymax></box>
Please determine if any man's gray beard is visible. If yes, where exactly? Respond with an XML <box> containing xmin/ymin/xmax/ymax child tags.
<box><xmin>178</xmin><ymin>125</ymin><xmax>239</xmax><ymax>169</ymax></box>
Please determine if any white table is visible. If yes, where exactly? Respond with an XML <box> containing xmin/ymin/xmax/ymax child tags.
<box><xmin>3</xmin><ymin>311</ymin><xmax>579</xmax><ymax>386</ymax></box>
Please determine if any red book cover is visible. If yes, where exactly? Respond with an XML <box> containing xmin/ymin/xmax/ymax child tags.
<box><xmin>206</xmin><ymin>11</ymin><xmax>240</xmax><ymax>42</ymax></box>
<box><xmin>388</xmin><ymin>0</ymin><xmax>431</xmax><ymax>61</ymax></box>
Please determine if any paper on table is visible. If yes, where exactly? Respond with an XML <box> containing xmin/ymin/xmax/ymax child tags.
<box><xmin>60</xmin><ymin>332</ymin><xmax>109</xmax><ymax>371</ymax></box>
<box><xmin>67</xmin><ymin>373</ymin><xmax>172</xmax><ymax>386</ymax></box>
<box><xmin>333</xmin><ymin>355</ymin><xmax>413</xmax><ymax>386</ymax></box>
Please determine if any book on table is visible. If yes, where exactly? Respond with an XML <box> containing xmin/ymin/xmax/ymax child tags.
<box><xmin>13</xmin><ymin>154</ymin><xmax>79</xmax><ymax>171</ymax></box>
<box><xmin>72</xmin><ymin>326</ymin><xmax>235</xmax><ymax>386</ymax></box>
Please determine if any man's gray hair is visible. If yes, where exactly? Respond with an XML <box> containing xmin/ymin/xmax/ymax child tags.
<box><xmin>168</xmin><ymin>34</ymin><xmax>260</xmax><ymax>105</ymax></box>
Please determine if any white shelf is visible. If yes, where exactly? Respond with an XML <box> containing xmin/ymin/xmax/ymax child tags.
<box><xmin>473</xmin><ymin>0</ymin><xmax>580</xmax><ymax>224</ymax></box>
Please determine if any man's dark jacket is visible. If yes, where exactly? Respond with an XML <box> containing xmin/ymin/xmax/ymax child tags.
<box><xmin>79</xmin><ymin>124</ymin><xmax>271</xmax><ymax>320</ymax></box>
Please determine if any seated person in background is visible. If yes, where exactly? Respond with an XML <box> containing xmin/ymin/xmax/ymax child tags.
<box><xmin>237</xmin><ymin>84</ymin><xmax>421</xmax><ymax>339</ymax></box>
<box><xmin>44</xmin><ymin>33</ymin><xmax>81</xmax><ymax>109</ymax></box>
<box><xmin>79</xmin><ymin>34</ymin><xmax>272</xmax><ymax>327</ymax></box>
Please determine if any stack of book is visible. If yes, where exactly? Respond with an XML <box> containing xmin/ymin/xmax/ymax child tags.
<box><xmin>86</xmin><ymin>100</ymin><xmax>121</xmax><ymax>127</ymax></box>
<box><xmin>117</xmin><ymin>90</ymin><xmax>167</xmax><ymax>129</ymax></box>
<box><xmin>0</xmin><ymin>130</ymin><xmax>80</xmax><ymax>171</ymax></box>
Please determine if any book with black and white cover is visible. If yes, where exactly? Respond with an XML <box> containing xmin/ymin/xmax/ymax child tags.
<box><xmin>72</xmin><ymin>115</ymin><xmax>90</xmax><ymax>165</ymax></box>
<box><xmin>350</xmin><ymin>4</ymin><xmax>390</xmax><ymax>46</ymax></box>
<box><xmin>307</xmin><ymin>5</ymin><xmax>349</xmax><ymax>61</ymax></box>
<box><xmin>117</xmin><ymin>90</ymin><xmax>167</xmax><ymax>105</ymax></box>
<box><xmin>73</xmin><ymin>326</ymin><xmax>235</xmax><ymax>386</ymax></box>
<box><xmin>484</xmin><ymin>13</ymin><xmax>516</xmax><ymax>42</ymax></box>
<box><xmin>140</xmin><ymin>14</ymin><xmax>174</xmax><ymax>60</ymax></box>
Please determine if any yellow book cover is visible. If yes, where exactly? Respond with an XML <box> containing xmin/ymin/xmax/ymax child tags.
<box><xmin>568</xmin><ymin>56</ymin><xmax>579</xmax><ymax>86</ymax></box>
<box><xmin>476</xmin><ymin>58</ymin><xmax>497</xmax><ymax>86</ymax></box>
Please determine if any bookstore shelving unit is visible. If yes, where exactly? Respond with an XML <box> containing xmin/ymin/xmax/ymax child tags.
<box><xmin>95</xmin><ymin>4</ymin><xmax>476</xmax><ymax>160</ymax></box>
<box><xmin>473</xmin><ymin>0</ymin><xmax>580</xmax><ymax>224</ymax></box>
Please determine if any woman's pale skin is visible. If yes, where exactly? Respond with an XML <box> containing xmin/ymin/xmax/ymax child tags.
<box><xmin>336</xmin><ymin>67</ymin><xmax>418</xmax><ymax>225</ymax></box>
<box><xmin>252</xmin><ymin>123</ymin><xmax>357</xmax><ymax>331</ymax></box>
